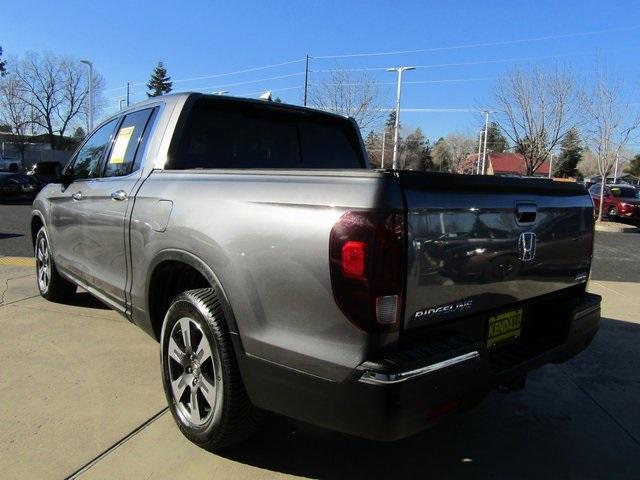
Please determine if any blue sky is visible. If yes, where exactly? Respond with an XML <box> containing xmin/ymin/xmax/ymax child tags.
<box><xmin>3</xmin><ymin>0</ymin><xmax>640</xmax><ymax>140</ymax></box>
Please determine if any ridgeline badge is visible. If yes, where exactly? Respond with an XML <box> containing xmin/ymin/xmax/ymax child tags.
<box><xmin>414</xmin><ymin>299</ymin><xmax>474</xmax><ymax>320</ymax></box>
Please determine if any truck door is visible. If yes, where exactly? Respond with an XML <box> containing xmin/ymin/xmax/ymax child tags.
<box><xmin>75</xmin><ymin>107</ymin><xmax>157</xmax><ymax>312</ymax></box>
<box><xmin>49</xmin><ymin>118</ymin><xmax>120</xmax><ymax>280</ymax></box>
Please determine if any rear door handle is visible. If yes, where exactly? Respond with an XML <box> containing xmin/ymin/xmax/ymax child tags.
<box><xmin>71</xmin><ymin>192</ymin><xmax>83</xmax><ymax>201</ymax></box>
<box><xmin>111</xmin><ymin>190</ymin><xmax>127</xmax><ymax>201</ymax></box>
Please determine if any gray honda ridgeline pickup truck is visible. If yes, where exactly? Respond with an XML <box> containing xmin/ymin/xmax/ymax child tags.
<box><xmin>31</xmin><ymin>93</ymin><xmax>601</xmax><ymax>450</ymax></box>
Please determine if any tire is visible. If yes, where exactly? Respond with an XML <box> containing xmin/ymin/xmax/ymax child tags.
<box><xmin>35</xmin><ymin>227</ymin><xmax>77</xmax><ymax>301</ymax></box>
<box><xmin>160</xmin><ymin>288</ymin><xmax>259</xmax><ymax>450</ymax></box>
<box><xmin>608</xmin><ymin>206</ymin><xmax>618</xmax><ymax>218</ymax></box>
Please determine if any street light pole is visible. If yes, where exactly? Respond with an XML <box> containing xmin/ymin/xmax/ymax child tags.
<box><xmin>387</xmin><ymin>66</ymin><xmax>415</xmax><ymax>170</ymax></box>
<box><xmin>481</xmin><ymin>110</ymin><xmax>490</xmax><ymax>175</ymax></box>
<box><xmin>476</xmin><ymin>129</ymin><xmax>483</xmax><ymax>174</ymax></box>
<box><xmin>80</xmin><ymin>60</ymin><xmax>94</xmax><ymax>132</ymax></box>
<box><xmin>613</xmin><ymin>150</ymin><xmax>620</xmax><ymax>183</ymax></box>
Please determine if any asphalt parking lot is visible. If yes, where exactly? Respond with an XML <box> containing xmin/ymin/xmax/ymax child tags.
<box><xmin>1</xmin><ymin>202</ymin><xmax>639</xmax><ymax>479</ymax></box>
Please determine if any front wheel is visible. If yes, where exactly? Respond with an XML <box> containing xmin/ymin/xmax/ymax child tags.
<box><xmin>35</xmin><ymin>227</ymin><xmax>76</xmax><ymax>301</ymax></box>
<box><xmin>160</xmin><ymin>288</ymin><xmax>259</xmax><ymax>451</ymax></box>
<box><xmin>607</xmin><ymin>205</ymin><xmax>618</xmax><ymax>218</ymax></box>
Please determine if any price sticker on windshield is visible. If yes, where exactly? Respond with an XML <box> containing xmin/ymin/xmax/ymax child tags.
<box><xmin>109</xmin><ymin>126</ymin><xmax>135</xmax><ymax>164</ymax></box>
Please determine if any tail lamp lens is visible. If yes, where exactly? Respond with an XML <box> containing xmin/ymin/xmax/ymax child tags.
<box><xmin>329</xmin><ymin>211</ymin><xmax>405</xmax><ymax>332</ymax></box>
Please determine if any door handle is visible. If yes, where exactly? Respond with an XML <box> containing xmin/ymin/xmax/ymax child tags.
<box><xmin>71</xmin><ymin>192</ymin><xmax>83</xmax><ymax>201</ymax></box>
<box><xmin>111</xmin><ymin>190</ymin><xmax>128</xmax><ymax>201</ymax></box>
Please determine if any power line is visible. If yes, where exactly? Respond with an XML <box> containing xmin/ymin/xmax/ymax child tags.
<box><xmin>313</xmin><ymin>25</ymin><xmax>640</xmax><ymax>59</ymax></box>
<box><xmin>172</xmin><ymin>72</ymin><xmax>304</xmax><ymax>93</ymax></box>
<box><xmin>312</xmin><ymin>46</ymin><xmax>640</xmax><ymax>74</ymax></box>
<box><xmin>129</xmin><ymin>58</ymin><xmax>305</xmax><ymax>87</ymax></box>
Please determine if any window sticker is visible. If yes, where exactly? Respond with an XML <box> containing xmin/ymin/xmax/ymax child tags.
<box><xmin>109</xmin><ymin>126</ymin><xmax>135</xmax><ymax>164</ymax></box>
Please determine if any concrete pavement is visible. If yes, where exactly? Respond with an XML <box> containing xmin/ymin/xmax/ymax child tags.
<box><xmin>1</xmin><ymin>259</ymin><xmax>639</xmax><ymax>479</ymax></box>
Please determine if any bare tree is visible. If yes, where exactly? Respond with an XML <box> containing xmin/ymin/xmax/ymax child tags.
<box><xmin>0</xmin><ymin>75</ymin><xmax>32</xmax><ymax>165</ymax></box>
<box><xmin>309</xmin><ymin>69</ymin><xmax>384</xmax><ymax>132</ymax></box>
<box><xmin>494</xmin><ymin>67</ymin><xmax>576</xmax><ymax>175</ymax></box>
<box><xmin>581</xmin><ymin>70</ymin><xmax>640</xmax><ymax>221</ymax></box>
<box><xmin>12</xmin><ymin>52</ymin><xmax>103</xmax><ymax>150</ymax></box>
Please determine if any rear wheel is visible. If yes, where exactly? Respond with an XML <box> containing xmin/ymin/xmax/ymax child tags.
<box><xmin>35</xmin><ymin>227</ymin><xmax>76</xmax><ymax>301</ymax></box>
<box><xmin>160</xmin><ymin>288</ymin><xmax>259</xmax><ymax>450</ymax></box>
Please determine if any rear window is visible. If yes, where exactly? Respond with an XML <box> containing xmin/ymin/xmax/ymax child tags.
<box><xmin>167</xmin><ymin>98</ymin><xmax>365</xmax><ymax>169</ymax></box>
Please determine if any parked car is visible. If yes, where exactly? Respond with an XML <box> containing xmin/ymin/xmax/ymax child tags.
<box><xmin>30</xmin><ymin>93</ymin><xmax>601</xmax><ymax>450</ymax></box>
<box><xmin>588</xmin><ymin>184</ymin><xmax>640</xmax><ymax>219</ymax></box>
<box><xmin>0</xmin><ymin>172</ymin><xmax>22</xmax><ymax>197</ymax></box>
<box><xmin>0</xmin><ymin>172</ymin><xmax>39</xmax><ymax>199</ymax></box>
<box><xmin>27</xmin><ymin>161</ymin><xmax>63</xmax><ymax>186</ymax></box>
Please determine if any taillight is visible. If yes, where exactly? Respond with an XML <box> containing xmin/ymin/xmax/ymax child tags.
<box><xmin>329</xmin><ymin>211</ymin><xmax>405</xmax><ymax>333</ymax></box>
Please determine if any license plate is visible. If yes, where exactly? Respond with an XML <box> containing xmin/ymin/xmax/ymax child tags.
<box><xmin>487</xmin><ymin>308</ymin><xmax>523</xmax><ymax>349</ymax></box>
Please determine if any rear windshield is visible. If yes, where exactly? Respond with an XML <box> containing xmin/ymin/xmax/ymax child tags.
<box><xmin>167</xmin><ymin>98</ymin><xmax>366</xmax><ymax>169</ymax></box>
<box><xmin>610</xmin><ymin>186</ymin><xmax>639</xmax><ymax>198</ymax></box>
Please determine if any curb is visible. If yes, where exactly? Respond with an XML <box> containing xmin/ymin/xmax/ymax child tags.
<box><xmin>595</xmin><ymin>222</ymin><xmax>640</xmax><ymax>233</ymax></box>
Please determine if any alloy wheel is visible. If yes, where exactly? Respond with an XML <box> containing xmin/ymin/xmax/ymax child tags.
<box><xmin>167</xmin><ymin>317</ymin><xmax>221</xmax><ymax>428</ymax></box>
<box><xmin>35</xmin><ymin>234</ymin><xmax>51</xmax><ymax>293</ymax></box>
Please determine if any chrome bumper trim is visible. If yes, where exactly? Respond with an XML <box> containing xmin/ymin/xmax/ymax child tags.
<box><xmin>358</xmin><ymin>351</ymin><xmax>480</xmax><ymax>385</ymax></box>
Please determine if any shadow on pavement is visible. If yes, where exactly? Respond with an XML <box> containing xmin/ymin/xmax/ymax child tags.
<box><xmin>59</xmin><ymin>291</ymin><xmax>111</xmax><ymax>310</ymax></box>
<box><xmin>219</xmin><ymin>317</ymin><xmax>640</xmax><ymax>480</ymax></box>
<box><xmin>0</xmin><ymin>233</ymin><xmax>23</xmax><ymax>240</ymax></box>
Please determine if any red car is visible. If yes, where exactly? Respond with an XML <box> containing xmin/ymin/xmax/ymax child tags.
<box><xmin>589</xmin><ymin>184</ymin><xmax>640</xmax><ymax>219</ymax></box>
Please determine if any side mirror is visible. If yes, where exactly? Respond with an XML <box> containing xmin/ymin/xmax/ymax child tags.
<box><xmin>60</xmin><ymin>170</ymin><xmax>73</xmax><ymax>188</ymax></box>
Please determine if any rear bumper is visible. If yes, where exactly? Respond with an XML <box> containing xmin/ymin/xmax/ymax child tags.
<box><xmin>237</xmin><ymin>292</ymin><xmax>600</xmax><ymax>441</ymax></box>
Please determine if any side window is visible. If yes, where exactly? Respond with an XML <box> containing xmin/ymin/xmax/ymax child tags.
<box><xmin>70</xmin><ymin>119</ymin><xmax>119</xmax><ymax>180</ymax></box>
<box><xmin>104</xmin><ymin>108</ymin><xmax>156</xmax><ymax>177</ymax></box>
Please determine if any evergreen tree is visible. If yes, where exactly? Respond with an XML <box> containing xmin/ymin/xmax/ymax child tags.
<box><xmin>553</xmin><ymin>127</ymin><xmax>582</xmax><ymax>178</ymax></box>
<box><xmin>146</xmin><ymin>61</ymin><xmax>173</xmax><ymax>97</ymax></box>
<box><xmin>0</xmin><ymin>46</ymin><xmax>6</xmax><ymax>76</ymax></box>
<box><xmin>403</xmin><ymin>128</ymin><xmax>432</xmax><ymax>171</ymax></box>
<box><xmin>624</xmin><ymin>154</ymin><xmax>640</xmax><ymax>177</ymax></box>
<box><xmin>385</xmin><ymin>111</ymin><xmax>395</xmax><ymax>129</ymax></box>
<box><xmin>364</xmin><ymin>130</ymin><xmax>382</xmax><ymax>168</ymax></box>
<box><xmin>485</xmin><ymin>122</ymin><xmax>508</xmax><ymax>153</ymax></box>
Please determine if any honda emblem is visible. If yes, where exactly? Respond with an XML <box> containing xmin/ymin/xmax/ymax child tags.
<box><xmin>518</xmin><ymin>232</ymin><xmax>536</xmax><ymax>261</ymax></box>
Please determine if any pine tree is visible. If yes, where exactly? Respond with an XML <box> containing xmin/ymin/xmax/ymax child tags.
<box><xmin>0</xmin><ymin>46</ymin><xmax>6</xmax><ymax>76</ymax></box>
<box><xmin>553</xmin><ymin>127</ymin><xmax>582</xmax><ymax>178</ymax></box>
<box><xmin>485</xmin><ymin>122</ymin><xmax>508</xmax><ymax>153</ymax></box>
<box><xmin>624</xmin><ymin>154</ymin><xmax>640</xmax><ymax>177</ymax></box>
<box><xmin>146</xmin><ymin>61</ymin><xmax>173</xmax><ymax>97</ymax></box>
<box><xmin>385</xmin><ymin>111</ymin><xmax>397</xmax><ymax>130</ymax></box>
<box><xmin>403</xmin><ymin>128</ymin><xmax>432</xmax><ymax>171</ymax></box>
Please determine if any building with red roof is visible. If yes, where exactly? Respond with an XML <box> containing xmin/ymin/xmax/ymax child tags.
<box><xmin>458</xmin><ymin>152</ymin><xmax>551</xmax><ymax>177</ymax></box>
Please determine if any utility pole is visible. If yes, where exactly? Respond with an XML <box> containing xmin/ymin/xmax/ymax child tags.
<box><xmin>548</xmin><ymin>153</ymin><xmax>553</xmax><ymax>179</ymax></box>
<box><xmin>303</xmin><ymin>54</ymin><xmax>310</xmax><ymax>106</ymax></box>
<box><xmin>481</xmin><ymin>110</ymin><xmax>490</xmax><ymax>175</ymax></box>
<box><xmin>476</xmin><ymin>129</ymin><xmax>483</xmax><ymax>174</ymax></box>
<box><xmin>80</xmin><ymin>60</ymin><xmax>94</xmax><ymax>131</ymax></box>
<box><xmin>381</xmin><ymin>130</ymin><xmax>386</xmax><ymax>168</ymax></box>
<box><xmin>126</xmin><ymin>82</ymin><xmax>130</xmax><ymax>107</ymax></box>
<box><xmin>387</xmin><ymin>66</ymin><xmax>416</xmax><ymax>170</ymax></box>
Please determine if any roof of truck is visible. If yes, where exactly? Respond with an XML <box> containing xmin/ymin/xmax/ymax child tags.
<box><xmin>117</xmin><ymin>92</ymin><xmax>348</xmax><ymax>121</ymax></box>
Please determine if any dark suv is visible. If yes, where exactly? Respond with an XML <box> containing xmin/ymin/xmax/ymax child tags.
<box><xmin>589</xmin><ymin>184</ymin><xmax>640</xmax><ymax>219</ymax></box>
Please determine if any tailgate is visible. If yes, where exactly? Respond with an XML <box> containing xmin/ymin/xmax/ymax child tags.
<box><xmin>399</xmin><ymin>172</ymin><xmax>594</xmax><ymax>330</ymax></box>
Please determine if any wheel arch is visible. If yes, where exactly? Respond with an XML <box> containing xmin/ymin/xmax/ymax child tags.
<box><xmin>30</xmin><ymin>211</ymin><xmax>46</xmax><ymax>248</ymax></box>
<box><xmin>146</xmin><ymin>249</ymin><xmax>240</xmax><ymax>341</ymax></box>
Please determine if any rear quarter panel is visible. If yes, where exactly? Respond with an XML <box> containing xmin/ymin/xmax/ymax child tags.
<box><xmin>130</xmin><ymin>170</ymin><xmax>403</xmax><ymax>381</ymax></box>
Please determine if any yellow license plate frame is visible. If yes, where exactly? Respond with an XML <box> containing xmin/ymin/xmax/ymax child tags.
<box><xmin>487</xmin><ymin>308</ymin><xmax>523</xmax><ymax>349</ymax></box>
